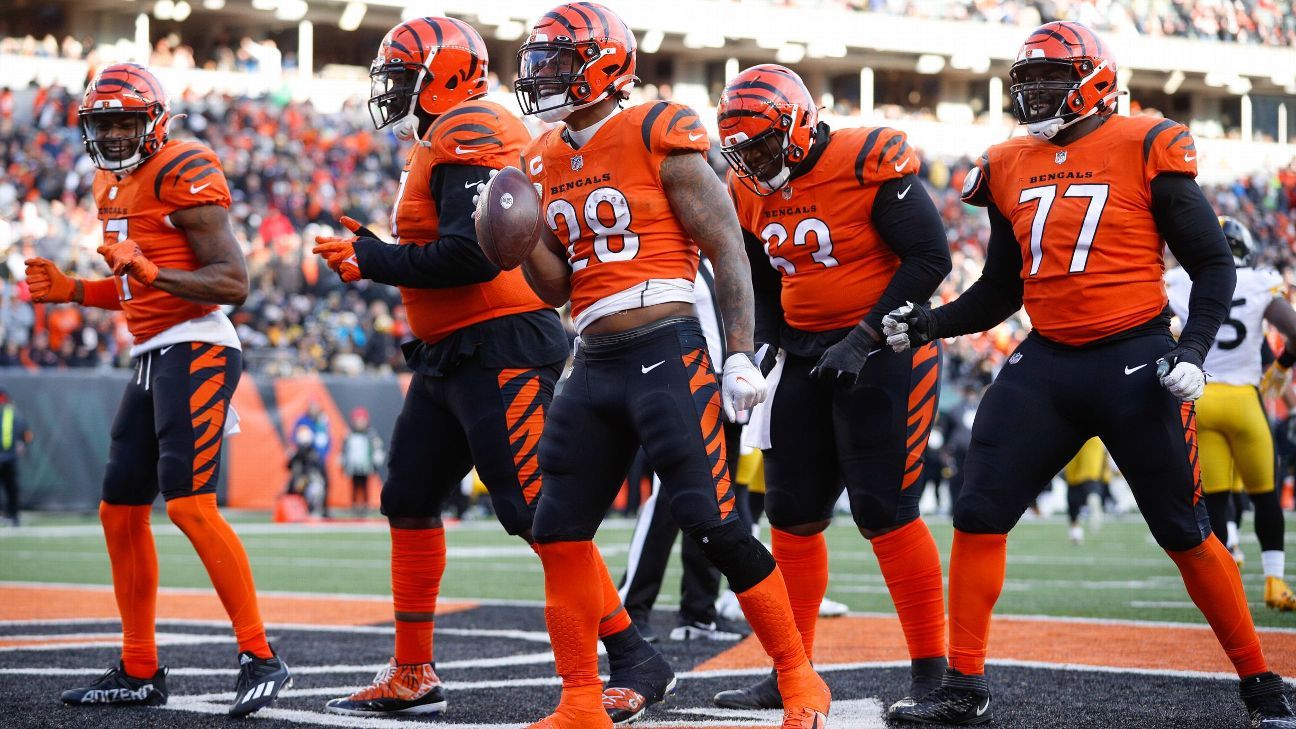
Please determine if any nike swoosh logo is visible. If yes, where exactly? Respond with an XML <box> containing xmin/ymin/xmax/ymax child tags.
<box><xmin>976</xmin><ymin>698</ymin><xmax>990</xmax><ymax>716</ymax></box>
<box><xmin>160</xmin><ymin>345</ymin><xmax>174</xmax><ymax>356</ymax></box>
<box><xmin>641</xmin><ymin>360</ymin><xmax>666</xmax><ymax>374</ymax></box>
<box><xmin>897</xmin><ymin>184</ymin><xmax>912</xmax><ymax>199</ymax></box>
<box><xmin>456</xmin><ymin>145</ymin><xmax>489</xmax><ymax>155</ymax></box>
<box><xmin>688</xmin><ymin>132</ymin><xmax>704</xmax><ymax>141</ymax></box>
<box><xmin>894</xmin><ymin>160</ymin><xmax>907</xmax><ymax>172</ymax></box>
<box><xmin>1124</xmin><ymin>364</ymin><xmax>1148</xmax><ymax>375</ymax></box>
<box><xmin>466</xmin><ymin>180</ymin><xmax>482</xmax><ymax>188</ymax></box>
<box><xmin>189</xmin><ymin>183</ymin><xmax>210</xmax><ymax>194</ymax></box>
<box><xmin>1184</xmin><ymin>154</ymin><xmax>1196</xmax><ymax>161</ymax></box>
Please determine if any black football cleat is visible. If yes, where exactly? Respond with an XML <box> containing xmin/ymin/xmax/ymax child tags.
<box><xmin>1241</xmin><ymin>672</ymin><xmax>1296</xmax><ymax>728</ymax></box>
<box><xmin>887</xmin><ymin>656</ymin><xmax>949</xmax><ymax>718</ymax></box>
<box><xmin>61</xmin><ymin>663</ymin><xmax>168</xmax><ymax>706</ymax></box>
<box><xmin>603</xmin><ymin>626</ymin><xmax>676</xmax><ymax>724</ymax></box>
<box><xmin>713</xmin><ymin>669</ymin><xmax>783</xmax><ymax>710</ymax></box>
<box><xmin>229</xmin><ymin>648</ymin><xmax>292</xmax><ymax>717</ymax></box>
<box><xmin>889</xmin><ymin>668</ymin><xmax>991</xmax><ymax>725</ymax></box>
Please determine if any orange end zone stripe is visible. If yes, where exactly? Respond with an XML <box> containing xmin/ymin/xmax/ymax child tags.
<box><xmin>695</xmin><ymin>614</ymin><xmax>1296</xmax><ymax>677</ymax></box>
<box><xmin>0</xmin><ymin>586</ymin><xmax>477</xmax><ymax>626</ymax></box>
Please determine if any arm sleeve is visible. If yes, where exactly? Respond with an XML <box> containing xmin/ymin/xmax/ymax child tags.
<box><xmin>863</xmin><ymin>174</ymin><xmax>952</xmax><ymax>334</ymax></box>
<box><xmin>352</xmin><ymin>164</ymin><xmax>500</xmax><ymax>289</ymax></box>
<box><xmin>744</xmin><ymin>227</ymin><xmax>784</xmax><ymax>346</ymax></box>
<box><xmin>1151</xmin><ymin>173</ymin><xmax>1235</xmax><ymax>361</ymax></box>
<box><xmin>930</xmin><ymin>203</ymin><xmax>1024</xmax><ymax>338</ymax></box>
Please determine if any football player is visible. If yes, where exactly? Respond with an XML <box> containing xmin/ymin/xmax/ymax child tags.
<box><xmin>712</xmin><ymin>64</ymin><xmax>951</xmax><ymax>716</ymax></box>
<box><xmin>884</xmin><ymin>22</ymin><xmax>1296</xmax><ymax>726</ymax></box>
<box><xmin>1166</xmin><ymin>216</ymin><xmax>1296</xmax><ymax>612</ymax></box>
<box><xmin>28</xmin><ymin>63</ymin><xmax>290</xmax><ymax>716</ymax></box>
<box><xmin>310</xmin><ymin>18</ymin><xmax>669</xmax><ymax>722</ymax></box>
<box><xmin>1061</xmin><ymin>437</ymin><xmax>1111</xmax><ymax>545</ymax></box>
<box><xmin>510</xmin><ymin>4</ymin><xmax>829</xmax><ymax>728</ymax></box>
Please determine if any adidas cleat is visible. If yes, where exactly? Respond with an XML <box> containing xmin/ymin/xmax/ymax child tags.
<box><xmin>714</xmin><ymin>669</ymin><xmax>782</xmax><ymax>709</ymax></box>
<box><xmin>889</xmin><ymin>668</ymin><xmax>991</xmax><ymax>725</ymax></box>
<box><xmin>669</xmin><ymin>618</ymin><xmax>747</xmax><ymax>641</ymax></box>
<box><xmin>887</xmin><ymin>656</ymin><xmax>948</xmax><ymax>717</ymax></box>
<box><xmin>325</xmin><ymin>658</ymin><xmax>447</xmax><ymax>716</ymax></box>
<box><xmin>230</xmin><ymin>648</ymin><xmax>292</xmax><ymax>717</ymax></box>
<box><xmin>1241</xmin><ymin>672</ymin><xmax>1296</xmax><ymax>728</ymax></box>
<box><xmin>1265</xmin><ymin>577</ymin><xmax>1296</xmax><ymax>612</ymax></box>
<box><xmin>61</xmin><ymin>663</ymin><xmax>168</xmax><ymax>706</ymax></box>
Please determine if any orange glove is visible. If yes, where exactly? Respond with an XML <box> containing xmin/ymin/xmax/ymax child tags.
<box><xmin>24</xmin><ymin>258</ymin><xmax>77</xmax><ymax>303</ymax></box>
<box><xmin>97</xmin><ymin>239</ymin><xmax>159</xmax><ymax>286</ymax></box>
<box><xmin>312</xmin><ymin>217</ymin><xmax>372</xmax><ymax>283</ymax></box>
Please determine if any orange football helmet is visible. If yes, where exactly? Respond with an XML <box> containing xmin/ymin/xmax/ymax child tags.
<box><xmin>78</xmin><ymin>63</ymin><xmax>171</xmax><ymax>173</ymax></box>
<box><xmin>716</xmin><ymin>64</ymin><xmax>818</xmax><ymax>195</ymax></box>
<box><xmin>514</xmin><ymin>2</ymin><xmax>638</xmax><ymax>122</ymax></box>
<box><xmin>369</xmin><ymin>16</ymin><xmax>489</xmax><ymax>137</ymax></box>
<box><xmin>1009</xmin><ymin>21</ymin><xmax>1120</xmax><ymax>140</ymax></box>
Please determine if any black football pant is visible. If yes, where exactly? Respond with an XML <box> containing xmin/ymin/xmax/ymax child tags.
<box><xmin>621</xmin><ymin>422</ymin><xmax>744</xmax><ymax>626</ymax></box>
<box><xmin>956</xmin><ymin>331</ymin><xmax>1210</xmax><ymax>551</ymax></box>
<box><xmin>534</xmin><ymin>317</ymin><xmax>775</xmax><ymax>593</ymax></box>
<box><xmin>764</xmin><ymin>341</ymin><xmax>941</xmax><ymax>533</ymax></box>
<box><xmin>383</xmin><ymin>360</ymin><xmax>561</xmax><ymax>535</ymax></box>
<box><xmin>0</xmin><ymin>460</ymin><xmax>17</xmax><ymax>523</ymax></box>
<box><xmin>103</xmin><ymin>344</ymin><xmax>240</xmax><ymax>504</ymax></box>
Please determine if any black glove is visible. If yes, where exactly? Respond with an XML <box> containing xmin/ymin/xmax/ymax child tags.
<box><xmin>810</xmin><ymin>323</ymin><xmax>879</xmax><ymax>386</ymax></box>
<box><xmin>882</xmin><ymin>302</ymin><xmax>937</xmax><ymax>352</ymax></box>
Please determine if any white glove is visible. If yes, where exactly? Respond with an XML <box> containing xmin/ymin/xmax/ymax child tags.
<box><xmin>721</xmin><ymin>352</ymin><xmax>768</xmax><ymax>422</ymax></box>
<box><xmin>470</xmin><ymin>168</ymin><xmax>499</xmax><ymax>221</ymax></box>
<box><xmin>1157</xmin><ymin>354</ymin><xmax>1206</xmax><ymax>402</ymax></box>
<box><xmin>882</xmin><ymin>303</ymin><xmax>913</xmax><ymax>352</ymax></box>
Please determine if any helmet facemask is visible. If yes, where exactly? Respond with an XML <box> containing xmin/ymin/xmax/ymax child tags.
<box><xmin>369</xmin><ymin>60</ymin><xmax>430</xmax><ymax>139</ymax></box>
<box><xmin>722</xmin><ymin>126</ymin><xmax>794</xmax><ymax>196</ymax></box>
<box><xmin>515</xmin><ymin>41</ymin><xmax>603</xmax><ymax>123</ymax></box>
<box><xmin>79</xmin><ymin>108</ymin><xmax>158</xmax><ymax>173</ymax></box>
<box><xmin>1010</xmin><ymin>58</ymin><xmax>1111</xmax><ymax>141</ymax></box>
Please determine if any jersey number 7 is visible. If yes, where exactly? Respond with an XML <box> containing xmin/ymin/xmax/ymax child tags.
<box><xmin>1019</xmin><ymin>183</ymin><xmax>1110</xmax><ymax>276</ymax></box>
<box><xmin>105</xmin><ymin>218</ymin><xmax>133</xmax><ymax>301</ymax></box>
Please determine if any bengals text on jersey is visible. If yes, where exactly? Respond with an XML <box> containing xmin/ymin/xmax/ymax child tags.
<box><xmin>730</xmin><ymin>125</ymin><xmax>918</xmax><ymax>332</ymax></box>
<box><xmin>391</xmin><ymin>98</ymin><xmax>552</xmax><ymax>343</ymax></box>
<box><xmin>961</xmin><ymin>113</ymin><xmax>1197</xmax><ymax>346</ymax></box>
<box><xmin>521</xmin><ymin>100</ymin><xmax>710</xmax><ymax>330</ymax></box>
<box><xmin>92</xmin><ymin>138</ymin><xmax>232</xmax><ymax>346</ymax></box>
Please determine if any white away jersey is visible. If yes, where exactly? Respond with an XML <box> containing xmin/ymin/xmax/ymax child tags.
<box><xmin>1166</xmin><ymin>265</ymin><xmax>1284</xmax><ymax>387</ymax></box>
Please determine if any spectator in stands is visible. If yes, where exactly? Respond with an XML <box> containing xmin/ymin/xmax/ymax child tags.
<box><xmin>340</xmin><ymin>407</ymin><xmax>384</xmax><ymax>516</ymax></box>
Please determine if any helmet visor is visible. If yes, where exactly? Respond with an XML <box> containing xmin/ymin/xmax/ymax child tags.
<box><xmin>515</xmin><ymin>43</ymin><xmax>584</xmax><ymax>115</ymax></box>
<box><xmin>1008</xmin><ymin>59</ymin><xmax>1079</xmax><ymax>124</ymax></box>
<box><xmin>78</xmin><ymin>109</ymin><xmax>149</xmax><ymax>171</ymax></box>
<box><xmin>369</xmin><ymin>61</ymin><xmax>426</xmax><ymax>130</ymax></box>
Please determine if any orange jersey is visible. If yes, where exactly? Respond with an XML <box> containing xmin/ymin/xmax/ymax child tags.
<box><xmin>730</xmin><ymin>126</ymin><xmax>918</xmax><ymax>332</ymax></box>
<box><xmin>522</xmin><ymin>101</ymin><xmax>711</xmax><ymax>321</ymax></box>
<box><xmin>93</xmin><ymin>140</ymin><xmax>230</xmax><ymax>343</ymax></box>
<box><xmin>392</xmin><ymin>99</ymin><xmax>549</xmax><ymax>343</ymax></box>
<box><xmin>963</xmin><ymin>115</ymin><xmax>1197</xmax><ymax>346</ymax></box>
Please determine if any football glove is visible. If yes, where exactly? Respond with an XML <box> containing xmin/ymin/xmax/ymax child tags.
<box><xmin>882</xmin><ymin>301</ymin><xmax>937</xmax><ymax>352</ymax></box>
<box><xmin>1156</xmin><ymin>348</ymin><xmax>1206</xmax><ymax>402</ymax></box>
<box><xmin>312</xmin><ymin>217</ymin><xmax>381</xmax><ymax>283</ymax></box>
<box><xmin>471</xmin><ymin>168</ymin><xmax>500</xmax><ymax>222</ymax></box>
<box><xmin>24</xmin><ymin>257</ymin><xmax>77</xmax><ymax>303</ymax></box>
<box><xmin>721</xmin><ymin>351</ymin><xmax>768</xmax><ymax>422</ymax></box>
<box><xmin>97</xmin><ymin>239</ymin><xmax>159</xmax><ymax>286</ymax></box>
<box><xmin>1261</xmin><ymin>361</ymin><xmax>1293</xmax><ymax>400</ymax></box>
<box><xmin>810</xmin><ymin>324</ymin><xmax>879</xmax><ymax>386</ymax></box>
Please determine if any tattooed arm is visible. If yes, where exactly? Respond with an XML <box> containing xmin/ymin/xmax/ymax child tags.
<box><xmin>660</xmin><ymin>150</ymin><xmax>754</xmax><ymax>354</ymax></box>
<box><xmin>520</xmin><ymin>223</ymin><xmax>573</xmax><ymax>307</ymax></box>
<box><xmin>159</xmin><ymin>204</ymin><xmax>249</xmax><ymax>305</ymax></box>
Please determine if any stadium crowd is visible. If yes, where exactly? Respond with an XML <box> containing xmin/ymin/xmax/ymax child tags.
<box><xmin>1</xmin><ymin>85</ymin><xmax>1295</xmax><ymax>380</ymax></box>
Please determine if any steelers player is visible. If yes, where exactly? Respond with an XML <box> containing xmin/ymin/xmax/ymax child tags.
<box><xmin>1166</xmin><ymin>216</ymin><xmax>1296</xmax><ymax>612</ymax></box>
<box><xmin>1062</xmin><ymin>437</ymin><xmax>1112</xmax><ymax>545</ymax></box>
<box><xmin>27</xmin><ymin>63</ymin><xmax>289</xmax><ymax>716</ymax></box>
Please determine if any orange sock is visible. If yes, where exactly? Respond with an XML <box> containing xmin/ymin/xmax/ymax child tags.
<box><xmin>1168</xmin><ymin>536</ymin><xmax>1268</xmax><ymax>677</ymax></box>
<box><xmin>594</xmin><ymin>546</ymin><xmax>633</xmax><ymax>638</ymax></box>
<box><xmin>165</xmin><ymin>494</ymin><xmax>270</xmax><ymax>659</ymax></box>
<box><xmin>948</xmin><ymin>530</ymin><xmax>1007</xmax><ymax>676</ymax></box>
<box><xmin>535</xmin><ymin>541</ymin><xmax>608</xmax><ymax>726</ymax></box>
<box><xmin>771</xmin><ymin>529</ymin><xmax>827</xmax><ymax>661</ymax></box>
<box><xmin>737</xmin><ymin>567</ymin><xmax>809</xmax><ymax>673</ymax></box>
<box><xmin>871</xmin><ymin>518</ymin><xmax>946</xmax><ymax>660</ymax></box>
<box><xmin>100</xmin><ymin>502</ymin><xmax>159</xmax><ymax>679</ymax></box>
<box><xmin>391</xmin><ymin>527</ymin><xmax>446</xmax><ymax>665</ymax></box>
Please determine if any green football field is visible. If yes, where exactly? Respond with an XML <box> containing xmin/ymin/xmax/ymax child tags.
<box><xmin>3</xmin><ymin>511</ymin><xmax>1293</xmax><ymax>629</ymax></box>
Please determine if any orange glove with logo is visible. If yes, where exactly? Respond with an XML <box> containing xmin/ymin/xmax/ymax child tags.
<box><xmin>312</xmin><ymin>217</ymin><xmax>372</xmax><ymax>283</ymax></box>
<box><xmin>24</xmin><ymin>258</ymin><xmax>77</xmax><ymax>303</ymax></box>
<box><xmin>97</xmin><ymin>239</ymin><xmax>160</xmax><ymax>286</ymax></box>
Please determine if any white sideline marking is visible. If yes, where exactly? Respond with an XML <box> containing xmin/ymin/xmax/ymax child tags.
<box><xmin>0</xmin><ymin>652</ymin><xmax>558</xmax><ymax>678</ymax></box>
<box><xmin>0</xmin><ymin>632</ymin><xmax>231</xmax><ymax>652</ymax></box>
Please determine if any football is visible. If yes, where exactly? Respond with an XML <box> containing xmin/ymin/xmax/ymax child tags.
<box><xmin>475</xmin><ymin>166</ymin><xmax>544</xmax><ymax>270</ymax></box>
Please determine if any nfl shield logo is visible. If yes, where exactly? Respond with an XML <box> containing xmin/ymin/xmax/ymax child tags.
<box><xmin>1009</xmin><ymin>352</ymin><xmax>1023</xmax><ymax>364</ymax></box>
<box><xmin>571</xmin><ymin>155</ymin><xmax>584</xmax><ymax>172</ymax></box>
<box><xmin>1054</xmin><ymin>150</ymin><xmax>1067</xmax><ymax>165</ymax></box>
<box><xmin>781</xmin><ymin>184</ymin><xmax>793</xmax><ymax>200</ymax></box>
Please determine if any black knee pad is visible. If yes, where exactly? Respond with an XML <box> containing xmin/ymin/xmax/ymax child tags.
<box><xmin>486</xmin><ymin>490</ymin><xmax>535</xmax><ymax>537</ymax></box>
<box><xmin>952</xmin><ymin>493</ymin><xmax>1018</xmax><ymax>535</ymax></box>
<box><xmin>684</xmin><ymin>520</ymin><xmax>775</xmax><ymax>593</ymax></box>
<box><xmin>530</xmin><ymin>482</ymin><xmax>601</xmax><ymax>544</ymax></box>
<box><xmin>380</xmin><ymin>474</ymin><xmax>454</xmax><ymax>520</ymax></box>
<box><xmin>851</xmin><ymin>492</ymin><xmax>915</xmax><ymax>533</ymax></box>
